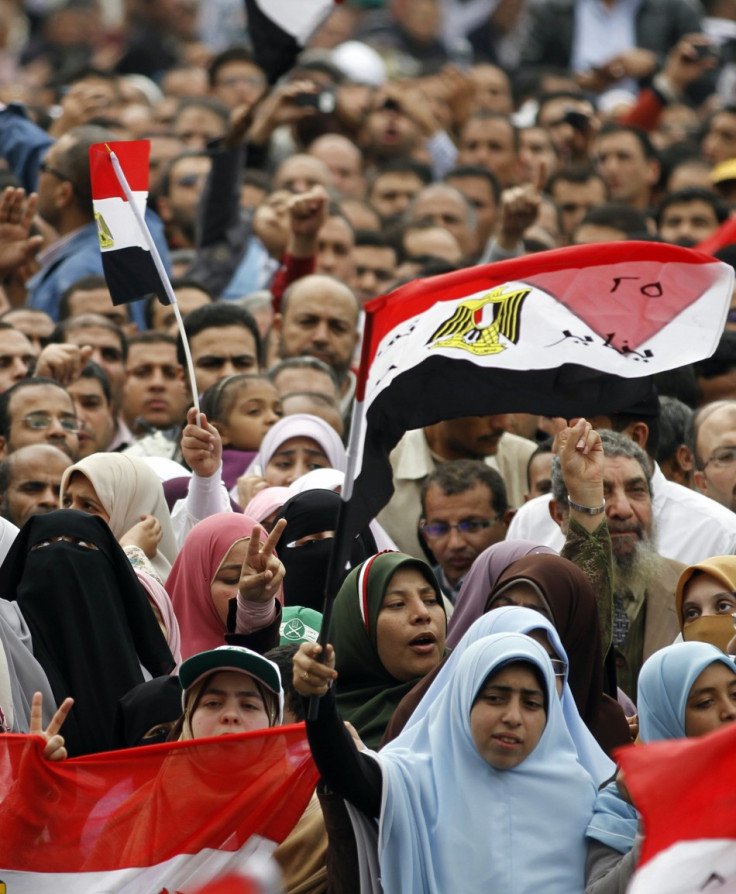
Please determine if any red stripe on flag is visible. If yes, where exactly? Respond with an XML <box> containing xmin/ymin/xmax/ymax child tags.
<box><xmin>90</xmin><ymin>140</ymin><xmax>150</xmax><ymax>199</ymax></box>
<box><xmin>616</xmin><ymin>721</ymin><xmax>736</xmax><ymax>868</ymax></box>
<box><xmin>0</xmin><ymin>725</ymin><xmax>318</xmax><ymax>874</ymax></box>
<box><xmin>361</xmin><ymin>241</ymin><xmax>717</xmax><ymax>381</ymax></box>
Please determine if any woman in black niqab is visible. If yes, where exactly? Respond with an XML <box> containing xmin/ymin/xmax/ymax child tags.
<box><xmin>2</xmin><ymin>510</ymin><xmax>174</xmax><ymax>756</ymax></box>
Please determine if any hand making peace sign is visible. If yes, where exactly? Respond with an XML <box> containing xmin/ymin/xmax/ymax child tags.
<box><xmin>238</xmin><ymin>519</ymin><xmax>287</xmax><ymax>604</ymax></box>
<box><xmin>29</xmin><ymin>692</ymin><xmax>74</xmax><ymax>762</ymax></box>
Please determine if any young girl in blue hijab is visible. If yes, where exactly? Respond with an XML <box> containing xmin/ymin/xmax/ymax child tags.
<box><xmin>585</xmin><ymin>641</ymin><xmax>736</xmax><ymax>893</ymax></box>
<box><xmin>295</xmin><ymin>632</ymin><xmax>597</xmax><ymax>894</ymax></box>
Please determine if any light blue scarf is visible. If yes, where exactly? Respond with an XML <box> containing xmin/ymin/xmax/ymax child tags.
<box><xmin>588</xmin><ymin>642</ymin><xmax>736</xmax><ymax>853</ymax></box>
<box><xmin>403</xmin><ymin>605</ymin><xmax>615</xmax><ymax>785</ymax></box>
<box><xmin>378</xmin><ymin>633</ymin><xmax>596</xmax><ymax>894</ymax></box>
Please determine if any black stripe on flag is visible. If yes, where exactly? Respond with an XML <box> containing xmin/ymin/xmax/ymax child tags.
<box><xmin>245</xmin><ymin>0</ymin><xmax>303</xmax><ymax>85</ymax></box>
<box><xmin>102</xmin><ymin>246</ymin><xmax>170</xmax><ymax>306</ymax></box>
<box><xmin>344</xmin><ymin>355</ymin><xmax>654</xmax><ymax>554</ymax></box>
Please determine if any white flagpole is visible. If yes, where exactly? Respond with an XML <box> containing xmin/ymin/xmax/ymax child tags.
<box><xmin>105</xmin><ymin>144</ymin><xmax>201</xmax><ymax>419</ymax></box>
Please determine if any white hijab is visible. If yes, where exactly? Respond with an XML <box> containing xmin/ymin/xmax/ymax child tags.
<box><xmin>60</xmin><ymin>453</ymin><xmax>178</xmax><ymax>582</ymax></box>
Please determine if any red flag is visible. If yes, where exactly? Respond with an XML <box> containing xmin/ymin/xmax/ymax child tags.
<box><xmin>89</xmin><ymin>140</ymin><xmax>171</xmax><ymax>307</ymax></box>
<box><xmin>617</xmin><ymin>721</ymin><xmax>736</xmax><ymax>893</ymax></box>
<box><xmin>0</xmin><ymin>725</ymin><xmax>318</xmax><ymax>892</ymax></box>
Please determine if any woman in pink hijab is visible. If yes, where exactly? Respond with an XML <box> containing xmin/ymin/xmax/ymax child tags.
<box><xmin>166</xmin><ymin>514</ymin><xmax>284</xmax><ymax>660</ymax></box>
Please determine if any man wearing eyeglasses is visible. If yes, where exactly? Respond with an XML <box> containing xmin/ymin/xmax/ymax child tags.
<box><xmin>419</xmin><ymin>461</ymin><xmax>511</xmax><ymax>604</ymax></box>
<box><xmin>693</xmin><ymin>401</ymin><xmax>736</xmax><ymax>512</ymax></box>
<box><xmin>0</xmin><ymin>378</ymin><xmax>79</xmax><ymax>461</ymax></box>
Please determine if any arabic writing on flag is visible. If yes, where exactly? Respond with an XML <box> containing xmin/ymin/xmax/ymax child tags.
<box><xmin>617</xmin><ymin>721</ymin><xmax>736</xmax><ymax>893</ymax></box>
<box><xmin>244</xmin><ymin>0</ymin><xmax>341</xmax><ymax>84</ymax></box>
<box><xmin>0</xmin><ymin>725</ymin><xmax>318</xmax><ymax>893</ymax></box>
<box><xmin>340</xmin><ymin>241</ymin><xmax>732</xmax><ymax>539</ymax></box>
<box><xmin>89</xmin><ymin>140</ymin><xmax>170</xmax><ymax>307</ymax></box>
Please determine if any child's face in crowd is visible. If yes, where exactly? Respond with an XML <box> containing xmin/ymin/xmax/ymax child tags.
<box><xmin>217</xmin><ymin>380</ymin><xmax>283</xmax><ymax>451</ymax></box>
<box><xmin>470</xmin><ymin>663</ymin><xmax>547</xmax><ymax>770</ymax></box>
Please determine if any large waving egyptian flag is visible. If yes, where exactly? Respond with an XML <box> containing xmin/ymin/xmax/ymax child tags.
<box><xmin>618</xmin><ymin>721</ymin><xmax>736</xmax><ymax>893</ymax></box>
<box><xmin>244</xmin><ymin>0</ymin><xmax>341</xmax><ymax>84</ymax></box>
<box><xmin>89</xmin><ymin>140</ymin><xmax>170</xmax><ymax>307</ymax></box>
<box><xmin>313</xmin><ymin>242</ymin><xmax>733</xmax><ymax>630</ymax></box>
<box><xmin>0</xmin><ymin>725</ymin><xmax>318</xmax><ymax>893</ymax></box>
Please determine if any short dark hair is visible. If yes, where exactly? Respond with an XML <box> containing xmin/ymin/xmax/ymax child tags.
<box><xmin>353</xmin><ymin>229</ymin><xmax>395</xmax><ymax>251</ymax></box>
<box><xmin>526</xmin><ymin>437</ymin><xmax>553</xmax><ymax>490</ymax></box>
<box><xmin>420</xmin><ymin>459</ymin><xmax>509</xmax><ymax>517</ymax></box>
<box><xmin>596</xmin><ymin>122</ymin><xmax>659</xmax><ymax>162</ymax></box>
<box><xmin>546</xmin><ymin>164</ymin><xmax>605</xmax><ymax>193</ymax></box>
<box><xmin>0</xmin><ymin>378</ymin><xmax>72</xmax><ymax>442</ymax></box>
<box><xmin>58</xmin><ymin>275</ymin><xmax>111</xmax><ymax>321</ymax></box>
<box><xmin>576</xmin><ymin>203</ymin><xmax>651</xmax><ymax>239</ymax></box>
<box><xmin>177</xmin><ymin>302</ymin><xmax>261</xmax><ymax>367</ymax></box>
<box><xmin>76</xmin><ymin>360</ymin><xmax>112</xmax><ymax>405</ymax></box>
<box><xmin>208</xmin><ymin>45</ymin><xmax>261</xmax><ymax>87</ymax></box>
<box><xmin>55</xmin><ymin>124</ymin><xmax>118</xmax><ymax>215</ymax></box>
<box><xmin>52</xmin><ymin>314</ymin><xmax>128</xmax><ymax>362</ymax></box>
<box><xmin>656</xmin><ymin>187</ymin><xmax>729</xmax><ymax>226</ymax></box>
<box><xmin>368</xmin><ymin>160</ymin><xmax>433</xmax><ymax>194</ymax></box>
<box><xmin>143</xmin><ymin>280</ymin><xmax>214</xmax><ymax>329</ymax></box>
<box><xmin>461</xmin><ymin>110</ymin><xmax>519</xmax><ymax>151</ymax></box>
<box><xmin>445</xmin><ymin>165</ymin><xmax>502</xmax><ymax>204</ymax></box>
<box><xmin>656</xmin><ymin>396</ymin><xmax>693</xmax><ymax>467</ymax></box>
<box><xmin>128</xmin><ymin>330</ymin><xmax>177</xmax><ymax>355</ymax></box>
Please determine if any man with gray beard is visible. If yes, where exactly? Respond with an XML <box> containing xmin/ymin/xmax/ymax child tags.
<box><xmin>549</xmin><ymin>430</ymin><xmax>682</xmax><ymax>699</ymax></box>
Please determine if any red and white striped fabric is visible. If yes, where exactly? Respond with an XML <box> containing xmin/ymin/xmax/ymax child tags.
<box><xmin>89</xmin><ymin>140</ymin><xmax>170</xmax><ymax>307</ymax></box>
<box><xmin>0</xmin><ymin>725</ymin><xmax>318</xmax><ymax>892</ymax></box>
<box><xmin>618</xmin><ymin>720</ymin><xmax>736</xmax><ymax>893</ymax></box>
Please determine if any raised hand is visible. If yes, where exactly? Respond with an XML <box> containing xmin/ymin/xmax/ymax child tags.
<box><xmin>181</xmin><ymin>407</ymin><xmax>222</xmax><ymax>479</ymax></box>
<box><xmin>238</xmin><ymin>518</ymin><xmax>287</xmax><ymax>604</ymax></box>
<box><xmin>29</xmin><ymin>691</ymin><xmax>74</xmax><ymax>762</ymax></box>
<box><xmin>0</xmin><ymin>187</ymin><xmax>44</xmax><ymax>278</ymax></box>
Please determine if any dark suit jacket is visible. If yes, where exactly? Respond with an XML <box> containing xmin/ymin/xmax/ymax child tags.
<box><xmin>520</xmin><ymin>0</ymin><xmax>701</xmax><ymax>70</ymax></box>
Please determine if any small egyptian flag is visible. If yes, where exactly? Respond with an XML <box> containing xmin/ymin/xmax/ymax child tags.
<box><xmin>244</xmin><ymin>0</ymin><xmax>341</xmax><ymax>84</ymax></box>
<box><xmin>89</xmin><ymin>140</ymin><xmax>170</xmax><ymax>306</ymax></box>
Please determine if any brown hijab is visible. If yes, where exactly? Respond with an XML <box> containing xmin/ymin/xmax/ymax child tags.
<box><xmin>486</xmin><ymin>554</ymin><xmax>629</xmax><ymax>754</ymax></box>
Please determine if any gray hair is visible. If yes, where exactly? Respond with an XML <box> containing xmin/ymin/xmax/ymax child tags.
<box><xmin>551</xmin><ymin>429</ymin><xmax>652</xmax><ymax>506</ymax></box>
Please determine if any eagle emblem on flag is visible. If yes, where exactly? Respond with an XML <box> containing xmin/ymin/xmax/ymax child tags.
<box><xmin>426</xmin><ymin>285</ymin><xmax>530</xmax><ymax>355</ymax></box>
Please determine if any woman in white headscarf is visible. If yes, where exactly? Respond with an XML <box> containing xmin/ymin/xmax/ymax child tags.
<box><xmin>236</xmin><ymin>414</ymin><xmax>346</xmax><ymax>507</ymax></box>
<box><xmin>60</xmin><ymin>452</ymin><xmax>179</xmax><ymax>584</ymax></box>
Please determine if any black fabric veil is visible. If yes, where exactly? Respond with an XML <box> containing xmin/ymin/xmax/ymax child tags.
<box><xmin>273</xmin><ymin>490</ymin><xmax>378</xmax><ymax>611</ymax></box>
<box><xmin>2</xmin><ymin>510</ymin><xmax>174</xmax><ymax>756</ymax></box>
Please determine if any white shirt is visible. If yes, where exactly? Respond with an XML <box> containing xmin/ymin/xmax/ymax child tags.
<box><xmin>506</xmin><ymin>463</ymin><xmax>736</xmax><ymax>564</ymax></box>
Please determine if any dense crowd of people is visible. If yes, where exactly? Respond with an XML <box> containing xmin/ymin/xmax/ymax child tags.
<box><xmin>1</xmin><ymin>0</ymin><xmax>736</xmax><ymax>890</ymax></box>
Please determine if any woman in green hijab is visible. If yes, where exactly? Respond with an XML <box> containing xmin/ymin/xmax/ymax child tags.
<box><xmin>330</xmin><ymin>551</ymin><xmax>447</xmax><ymax>749</ymax></box>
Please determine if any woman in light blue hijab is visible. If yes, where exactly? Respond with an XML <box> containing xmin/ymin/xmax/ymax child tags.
<box><xmin>295</xmin><ymin>632</ymin><xmax>597</xmax><ymax>894</ymax></box>
<box><xmin>400</xmin><ymin>605</ymin><xmax>615</xmax><ymax>786</ymax></box>
<box><xmin>585</xmin><ymin>642</ymin><xmax>736</xmax><ymax>893</ymax></box>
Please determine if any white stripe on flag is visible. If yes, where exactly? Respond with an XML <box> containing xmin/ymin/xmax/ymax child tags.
<box><xmin>0</xmin><ymin>836</ymin><xmax>279</xmax><ymax>894</ymax></box>
<box><xmin>630</xmin><ymin>839</ymin><xmax>736</xmax><ymax>894</ymax></box>
<box><xmin>363</xmin><ymin>276</ymin><xmax>728</xmax><ymax>416</ymax></box>
<box><xmin>251</xmin><ymin>0</ymin><xmax>333</xmax><ymax>43</ymax></box>
<box><xmin>93</xmin><ymin>192</ymin><xmax>150</xmax><ymax>254</ymax></box>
